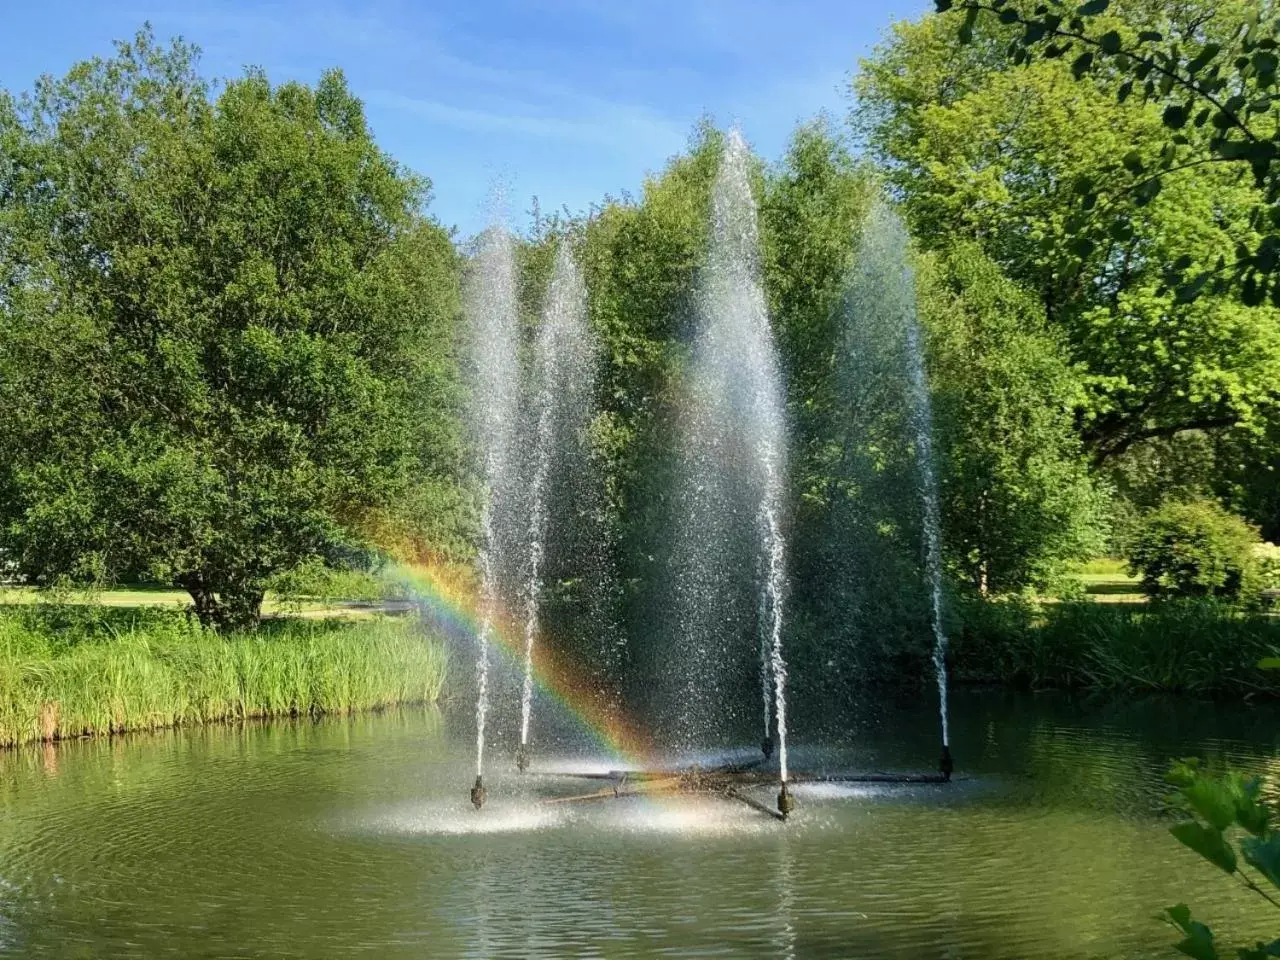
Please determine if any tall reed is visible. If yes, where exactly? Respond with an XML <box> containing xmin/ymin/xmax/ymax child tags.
<box><xmin>0</xmin><ymin>608</ymin><xmax>447</xmax><ymax>748</ymax></box>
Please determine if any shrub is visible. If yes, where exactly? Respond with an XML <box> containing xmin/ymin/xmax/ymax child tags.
<box><xmin>1128</xmin><ymin>500</ymin><xmax>1262</xmax><ymax>599</ymax></box>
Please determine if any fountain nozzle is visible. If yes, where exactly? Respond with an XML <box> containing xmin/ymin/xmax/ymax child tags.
<box><xmin>939</xmin><ymin>744</ymin><xmax>953</xmax><ymax>781</ymax></box>
<box><xmin>470</xmin><ymin>775</ymin><xmax>486</xmax><ymax>809</ymax></box>
<box><xmin>761</xmin><ymin>736</ymin><xmax>774</xmax><ymax>760</ymax></box>
<box><xmin>777</xmin><ymin>781</ymin><xmax>795</xmax><ymax>819</ymax></box>
<box><xmin>515</xmin><ymin>744</ymin><xmax>530</xmax><ymax>773</ymax></box>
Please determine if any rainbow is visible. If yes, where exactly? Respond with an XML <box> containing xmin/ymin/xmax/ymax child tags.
<box><xmin>390</xmin><ymin>562</ymin><xmax>657</xmax><ymax>769</ymax></box>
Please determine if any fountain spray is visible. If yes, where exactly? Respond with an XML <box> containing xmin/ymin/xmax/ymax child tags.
<box><xmin>848</xmin><ymin>200</ymin><xmax>952</xmax><ymax>779</ymax></box>
<box><xmin>688</xmin><ymin>130</ymin><xmax>793</xmax><ymax>813</ymax></box>
<box><xmin>516</xmin><ymin>242</ymin><xmax>595</xmax><ymax>773</ymax></box>
<box><xmin>463</xmin><ymin>222</ymin><xmax>522</xmax><ymax>807</ymax></box>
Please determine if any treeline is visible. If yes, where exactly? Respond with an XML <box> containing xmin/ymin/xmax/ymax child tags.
<box><xmin>1</xmin><ymin>9</ymin><xmax>1278</xmax><ymax>689</ymax></box>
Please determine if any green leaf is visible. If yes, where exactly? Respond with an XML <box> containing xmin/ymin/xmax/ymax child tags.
<box><xmin>1075</xmin><ymin>0</ymin><xmax>1108</xmax><ymax>14</ymax></box>
<box><xmin>1117</xmin><ymin>79</ymin><xmax>1133</xmax><ymax>102</ymax></box>
<box><xmin>1187</xmin><ymin>43</ymin><xmax>1222</xmax><ymax>74</ymax></box>
<box><xmin>1255</xmin><ymin>51</ymin><xmax>1279</xmax><ymax>76</ymax></box>
<box><xmin>1099</xmin><ymin>31</ymin><xmax>1122</xmax><ymax>54</ymax></box>
<box><xmin>999</xmin><ymin>7</ymin><xmax>1019</xmax><ymax>23</ymax></box>
<box><xmin>1181</xmin><ymin>777</ymin><xmax>1238</xmax><ymax>830</ymax></box>
<box><xmin>1165</xmin><ymin>904</ymin><xmax>1220</xmax><ymax>960</ymax></box>
<box><xmin>935</xmin><ymin>0</ymin><xmax>954</xmax><ymax>10</ymax></box>
<box><xmin>1122</xmin><ymin>150</ymin><xmax>1144</xmax><ymax>174</ymax></box>
<box><xmin>1163</xmin><ymin>105</ymin><xmax>1188</xmax><ymax>128</ymax></box>
<box><xmin>959</xmin><ymin>6</ymin><xmax>978</xmax><ymax>44</ymax></box>
<box><xmin>1138</xmin><ymin>30</ymin><xmax>1164</xmax><ymax>42</ymax></box>
<box><xmin>1242</xmin><ymin>834</ymin><xmax>1280</xmax><ymax>888</ymax></box>
<box><xmin>1257</xmin><ymin>657</ymin><xmax>1280</xmax><ymax>670</ymax></box>
<box><xmin>1233</xmin><ymin>777</ymin><xmax>1271</xmax><ymax>836</ymax></box>
<box><xmin>1069</xmin><ymin>236</ymin><xmax>1095</xmax><ymax>257</ymax></box>
<box><xmin>1071</xmin><ymin>51</ymin><xmax>1094</xmax><ymax>78</ymax></box>
<box><xmin>1170</xmin><ymin>822</ymin><xmax>1237</xmax><ymax>874</ymax></box>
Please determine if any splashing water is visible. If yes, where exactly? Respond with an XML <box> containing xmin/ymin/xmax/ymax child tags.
<box><xmin>849</xmin><ymin>200</ymin><xmax>950</xmax><ymax>749</ymax></box>
<box><xmin>519</xmin><ymin>244</ymin><xmax>597</xmax><ymax>748</ymax></box>
<box><xmin>905</xmin><ymin>320</ymin><xmax>949</xmax><ymax>747</ymax></box>
<box><xmin>681</xmin><ymin>130</ymin><xmax>791</xmax><ymax>781</ymax></box>
<box><xmin>464</xmin><ymin>224</ymin><xmax>521</xmax><ymax>777</ymax></box>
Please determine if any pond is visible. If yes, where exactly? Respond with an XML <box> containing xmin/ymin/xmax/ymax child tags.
<box><xmin>1</xmin><ymin>690</ymin><xmax>1278</xmax><ymax>958</ymax></box>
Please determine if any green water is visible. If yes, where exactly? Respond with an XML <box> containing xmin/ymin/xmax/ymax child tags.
<box><xmin>1</xmin><ymin>691</ymin><xmax>1278</xmax><ymax>958</ymax></box>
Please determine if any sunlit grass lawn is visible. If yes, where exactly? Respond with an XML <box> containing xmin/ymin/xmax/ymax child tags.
<box><xmin>0</xmin><ymin>586</ymin><xmax>386</xmax><ymax>618</ymax></box>
<box><xmin>1073</xmin><ymin>558</ymin><xmax>1146</xmax><ymax>604</ymax></box>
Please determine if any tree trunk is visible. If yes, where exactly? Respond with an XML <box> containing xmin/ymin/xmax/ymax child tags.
<box><xmin>180</xmin><ymin>572</ymin><xmax>265</xmax><ymax>633</ymax></box>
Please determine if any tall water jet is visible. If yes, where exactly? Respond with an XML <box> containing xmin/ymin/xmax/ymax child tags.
<box><xmin>517</xmin><ymin>243</ymin><xmax>597</xmax><ymax>766</ymax></box>
<box><xmin>847</xmin><ymin>200</ymin><xmax>950</xmax><ymax>771</ymax></box>
<box><xmin>678</xmin><ymin>130</ymin><xmax>792</xmax><ymax>790</ymax></box>
<box><xmin>463</xmin><ymin>223</ymin><xmax>522</xmax><ymax>797</ymax></box>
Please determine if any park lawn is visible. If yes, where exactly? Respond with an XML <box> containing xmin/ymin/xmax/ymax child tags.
<box><xmin>1074</xmin><ymin>559</ymin><xmax>1146</xmax><ymax>604</ymax></box>
<box><xmin>0</xmin><ymin>586</ymin><xmax>386</xmax><ymax>619</ymax></box>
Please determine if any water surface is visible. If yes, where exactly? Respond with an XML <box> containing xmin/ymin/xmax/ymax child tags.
<box><xmin>2</xmin><ymin>691</ymin><xmax>1278</xmax><ymax>958</ymax></box>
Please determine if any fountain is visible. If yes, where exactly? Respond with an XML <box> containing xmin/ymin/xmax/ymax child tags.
<box><xmin>462</xmin><ymin>222</ymin><xmax>522</xmax><ymax>807</ymax></box>
<box><xmin>461</xmin><ymin>151</ymin><xmax>955</xmax><ymax>821</ymax></box>
<box><xmin>675</xmin><ymin>129</ymin><xmax>793</xmax><ymax>812</ymax></box>
<box><xmin>845</xmin><ymin>200</ymin><xmax>952</xmax><ymax>777</ymax></box>
<box><xmin>516</xmin><ymin>242</ymin><xmax>598</xmax><ymax>772</ymax></box>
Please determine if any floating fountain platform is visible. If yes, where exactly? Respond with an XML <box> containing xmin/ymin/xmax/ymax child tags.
<box><xmin>519</xmin><ymin>752</ymin><xmax>954</xmax><ymax>822</ymax></box>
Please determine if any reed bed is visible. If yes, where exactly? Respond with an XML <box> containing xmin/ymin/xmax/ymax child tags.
<box><xmin>0</xmin><ymin>608</ymin><xmax>447</xmax><ymax>748</ymax></box>
<box><xmin>954</xmin><ymin>598</ymin><xmax>1280</xmax><ymax>697</ymax></box>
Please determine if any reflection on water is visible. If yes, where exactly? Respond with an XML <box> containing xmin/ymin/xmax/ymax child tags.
<box><xmin>0</xmin><ymin>692</ymin><xmax>1278</xmax><ymax>958</ymax></box>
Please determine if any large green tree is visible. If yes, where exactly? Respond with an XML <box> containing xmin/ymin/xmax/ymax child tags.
<box><xmin>932</xmin><ymin>0</ymin><xmax>1280</xmax><ymax>305</ymax></box>
<box><xmin>0</xmin><ymin>31</ymin><xmax>464</xmax><ymax>629</ymax></box>
<box><xmin>921</xmin><ymin>243</ymin><xmax>1108</xmax><ymax>592</ymax></box>
<box><xmin>855</xmin><ymin>5</ymin><xmax>1280</xmax><ymax>465</ymax></box>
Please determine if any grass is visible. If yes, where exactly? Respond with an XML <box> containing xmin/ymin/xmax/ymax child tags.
<box><xmin>953</xmin><ymin>596</ymin><xmax>1280</xmax><ymax>697</ymax></box>
<box><xmin>0</xmin><ymin>585</ymin><xmax>397</xmax><ymax>618</ymax></box>
<box><xmin>1069</xmin><ymin>558</ymin><xmax>1146</xmax><ymax>604</ymax></box>
<box><xmin>0</xmin><ymin>605</ymin><xmax>447</xmax><ymax>749</ymax></box>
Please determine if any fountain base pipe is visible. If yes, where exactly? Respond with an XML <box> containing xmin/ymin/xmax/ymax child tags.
<box><xmin>776</xmin><ymin>781</ymin><xmax>795</xmax><ymax>819</ymax></box>
<box><xmin>516</xmin><ymin>744</ymin><xmax>530</xmax><ymax>774</ymax></box>
<box><xmin>470</xmin><ymin>776</ymin><xmax>486</xmax><ymax>809</ymax></box>
<box><xmin>939</xmin><ymin>744</ymin><xmax>953</xmax><ymax>782</ymax></box>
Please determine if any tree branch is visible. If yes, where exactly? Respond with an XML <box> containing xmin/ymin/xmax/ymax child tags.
<box><xmin>956</xmin><ymin>2</ymin><xmax>1260</xmax><ymax>146</ymax></box>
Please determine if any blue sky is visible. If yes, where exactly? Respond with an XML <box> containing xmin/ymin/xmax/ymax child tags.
<box><xmin>0</xmin><ymin>0</ymin><xmax>927</xmax><ymax>238</ymax></box>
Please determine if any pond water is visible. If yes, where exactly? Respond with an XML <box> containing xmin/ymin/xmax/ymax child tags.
<box><xmin>1</xmin><ymin>690</ymin><xmax>1278</xmax><ymax>959</ymax></box>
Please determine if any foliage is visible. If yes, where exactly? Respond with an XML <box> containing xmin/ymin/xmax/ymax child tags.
<box><xmin>933</xmin><ymin>0</ymin><xmax>1280</xmax><ymax>305</ymax></box>
<box><xmin>855</xmin><ymin>4</ymin><xmax>1280</xmax><ymax>464</ymax></box>
<box><xmin>922</xmin><ymin>243</ymin><xmax>1108</xmax><ymax>592</ymax></box>
<box><xmin>952</xmin><ymin>595</ymin><xmax>1280</xmax><ymax>694</ymax></box>
<box><xmin>0</xmin><ymin>30</ymin><xmax>465</xmax><ymax>630</ymax></box>
<box><xmin>1160</xmin><ymin>760</ymin><xmax>1280</xmax><ymax>959</ymax></box>
<box><xmin>1129</xmin><ymin>499</ymin><xmax>1263</xmax><ymax>597</ymax></box>
<box><xmin>0</xmin><ymin>606</ymin><xmax>446</xmax><ymax>748</ymax></box>
<box><xmin>268</xmin><ymin>557</ymin><xmax>407</xmax><ymax>605</ymax></box>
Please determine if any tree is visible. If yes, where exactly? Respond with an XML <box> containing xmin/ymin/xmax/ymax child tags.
<box><xmin>922</xmin><ymin>243</ymin><xmax>1107</xmax><ymax>593</ymax></box>
<box><xmin>933</xmin><ymin>0</ymin><xmax>1280</xmax><ymax>305</ymax></box>
<box><xmin>0</xmin><ymin>31</ymin><xmax>463</xmax><ymax>629</ymax></box>
<box><xmin>855</xmin><ymin>6</ymin><xmax>1280</xmax><ymax>464</ymax></box>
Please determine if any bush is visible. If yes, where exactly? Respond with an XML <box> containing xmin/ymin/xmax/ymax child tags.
<box><xmin>1128</xmin><ymin>500</ymin><xmax>1262</xmax><ymax>599</ymax></box>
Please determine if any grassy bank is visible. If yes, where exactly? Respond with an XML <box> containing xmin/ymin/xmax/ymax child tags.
<box><xmin>954</xmin><ymin>598</ymin><xmax>1280</xmax><ymax>697</ymax></box>
<box><xmin>0</xmin><ymin>607</ymin><xmax>446</xmax><ymax>748</ymax></box>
